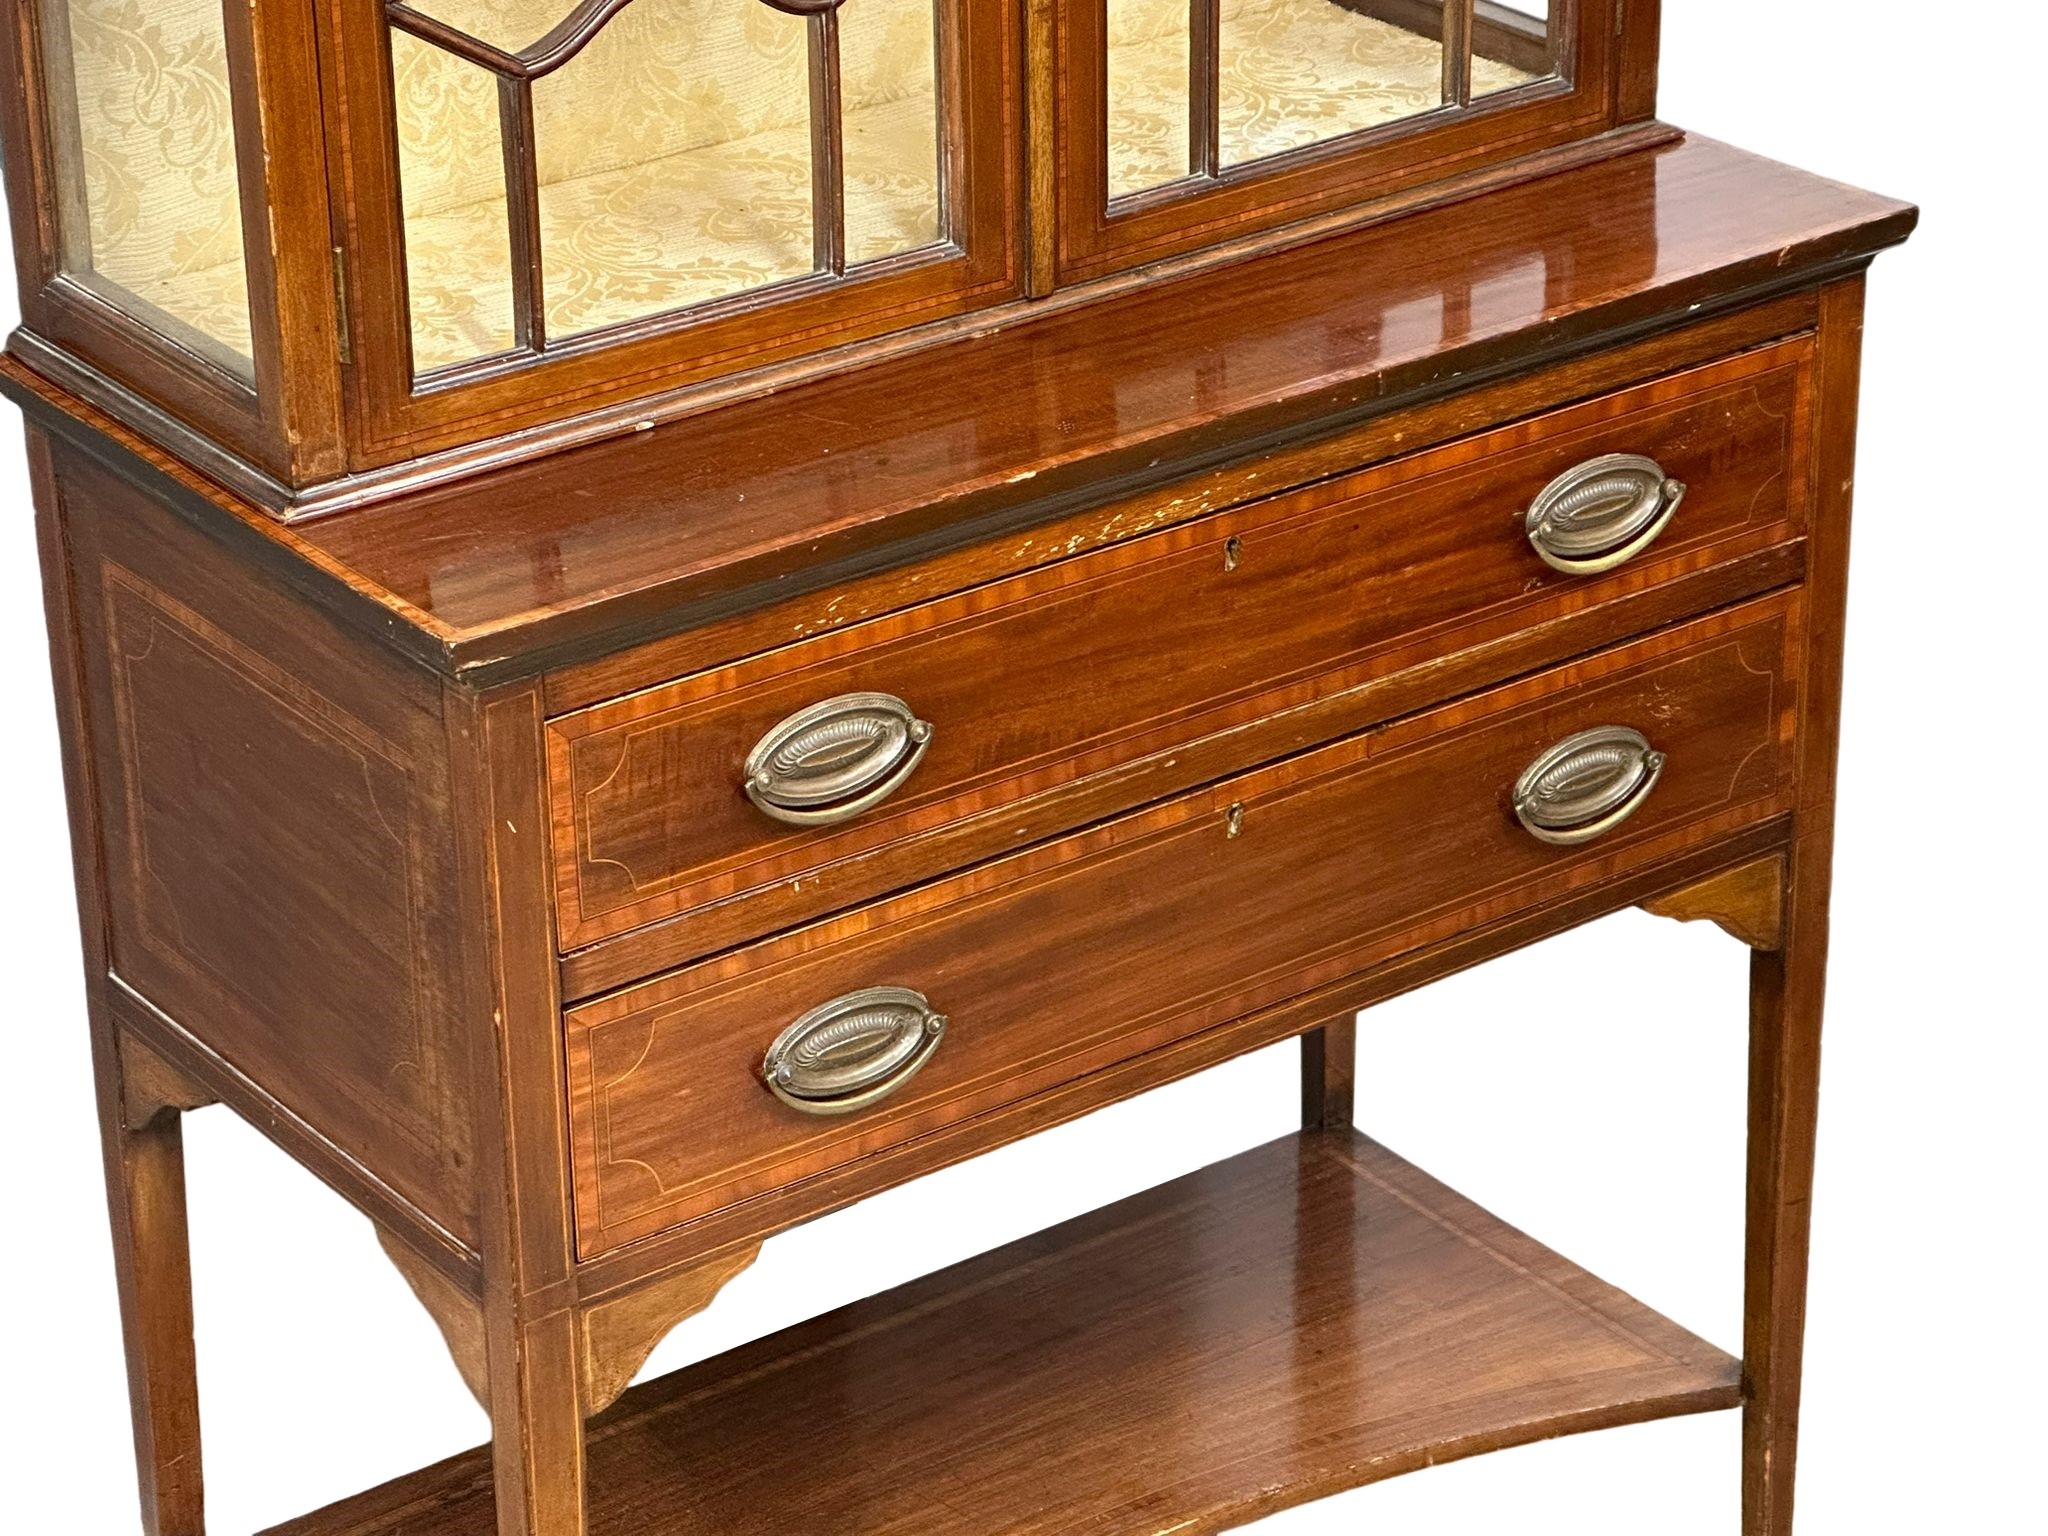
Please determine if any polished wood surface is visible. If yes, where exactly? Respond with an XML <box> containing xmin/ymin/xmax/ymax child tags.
<box><xmin>0</xmin><ymin>0</ymin><xmax>1655</xmax><ymax>499</ymax></box>
<box><xmin>548</xmin><ymin>336</ymin><xmax>1810</xmax><ymax>960</ymax></box>
<box><xmin>297</xmin><ymin>137</ymin><xmax>1908</xmax><ymax>678</ymax></box>
<box><xmin>1643</xmin><ymin>853</ymin><xmax>1786</xmax><ymax>950</ymax></box>
<box><xmin>2</xmin><ymin>67</ymin><xmax>1910</xmax><ymax>1528</ymax></box>
<box><xmin>569</xmin><ymin>824</ymin><xmax>1796</xmax><ymax>1306</ymax></box>
<box><xmin>2</xmin><ymin>135</ymin><xmax>1911</xmax><ymax>682</ymax></box>
<box><xmin>568</xmin><ymin>594</ymin><xmax>1800</xmax><ymax>1256</ymax></box>
<box><xmin>450</xmin><ymin>681</ymin><xmax>593</xmax><ymax>1536</ymax></box>
<box><xmin>1739</xmin><ymin>274</ymin><xmax>1867</xmax><ymax>1536</ymax></box>
<box><xmin>0</xmin><ymin>0</ymin><xmax>347</xmax><ymax>485</ymax></box>
<box><xmin>324</xmin><ymin>0</ymin><xmax>1023</xmax><ymax>466</ymax></box>
<box><xmin>31</xmin><ymin>421</ymin><xmax>211</xmax><ymax>1536</ymax></box>
<box><xmin>1300</xmin><ymin>1015</ymin><xmax>1357</xmax><ymax>1130</ymax></box>
<box><xmin>1051</xmin><ymin>0</ymin><xmax>1621</xmax><ymax>284</ymax></box>
<box><xmin>264</xmin><ymin>1130</ymin><xmax>1741</xmax><ymax>1536</ymax></box>
<box><xmin>540</xmin><ymin>291</ymin><xmax>1815</xmax><ymax>716</ymax></box>
<box><xmin>51</xmin><ymin>439</ymin><xmax>482</xmax><ymax>1253</ymax></box>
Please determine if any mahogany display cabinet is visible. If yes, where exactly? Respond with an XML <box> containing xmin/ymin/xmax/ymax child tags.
<box><xmin>0</xmin><ymin>0</ymin><xmax>1914</xmax><ymax>1530</ymax></box>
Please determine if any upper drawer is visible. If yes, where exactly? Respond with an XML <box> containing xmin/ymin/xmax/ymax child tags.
<box><xmin>546</xmin><ymin>337</ymin><xmax>1812</xmax><ymax>970</ymax></box>
<box><xmin>564</xmin><ymin>593</ymin><xmax>1802</xmax><ymax>1257</ymax></box>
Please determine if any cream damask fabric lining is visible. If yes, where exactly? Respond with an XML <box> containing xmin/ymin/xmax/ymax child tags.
<box><xmin>392</xmin><ymin>90</ymin><xmax>946</xmax><ymax>367</ymax></box>
<box><xmin>63</xmin><ymin>0</ymin><xmax>1540</xmax><ymax>378</ymax></box>
<box><xmin>393</xmin><ymin>0</ymin><xmax>944</xmax><ymax>369</ymax></box>
<box><xmin>1110</xmin><ymin>0</ymin><xmax>1537</xmax><ymax>198</ymax></box>
<box><xmin>59</xmin><ymin>0</ymin><xmax>253</xmax><ymax>369</ymax></box>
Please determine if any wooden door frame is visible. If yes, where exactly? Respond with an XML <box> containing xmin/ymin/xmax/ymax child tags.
<box><xmin>0</xmin><ymin>0</ymin><xmax>347</xmax><ymax>488</ymax></box>
<box><xmin>321</xmin><ymin>0</ymin><xmax>1025</xmax><ymax>469</ymax></box>
<box><xmin>1046</xmin><ymin>0</ymin><xmax>1641</xmax><ymax>285</ymax></box>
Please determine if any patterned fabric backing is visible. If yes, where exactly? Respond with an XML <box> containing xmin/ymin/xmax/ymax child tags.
<box><xmin>60</xmin><ymin>0</ymin><xmax>1540</xmax><ymax>376</ymax></box>
<box><xmin>61</xmin><ymin>0</ymin><xmax>251</xmax><ymax>368</ymax></box>
<box><xmin>391</xmin><ymin>91</ymin><xmax>944</xmax><ymax>367</ymax></box>
<box><xmin>1110</xmin><ymin>0</ymin><xmax>1537</xmax><ymax>198</ymax></box>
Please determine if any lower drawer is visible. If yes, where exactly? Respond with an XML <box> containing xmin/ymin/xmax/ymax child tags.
<box><xmin>566</xmin><ymin>593</ymin><xmax>1802</xmax><ymax>1257</ymax></box>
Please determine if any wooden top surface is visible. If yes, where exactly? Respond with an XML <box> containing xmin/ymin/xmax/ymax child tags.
<box><xmin>263</xmin><ymin>1130</ymin><xmax>1740</xmax><ymax>1535</ymax></box>
<box><xmin>5</xmin><ymin>133</ymin><xmax>1914</xmax><ymax>682</ymax></box>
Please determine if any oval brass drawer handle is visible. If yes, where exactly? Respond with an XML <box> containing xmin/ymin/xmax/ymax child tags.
<box><xmin>763</xmin><ymin>986</ymin><xmax>948</xmax><ymax>1116</ymax></box>
<box><xmin>1513</xmin><ymin>725</ymin><xmax>1667</xmax><ymax>847</ymax></box>
<box><xmin>744</xmin><ymin>692</ymin><xmax>933</xmax><ymax>827</ymax></box>
<box><xmin>1525</xmin><ymin>454</ymin><xmax>1687</xmax><ymax>575</ymax></box>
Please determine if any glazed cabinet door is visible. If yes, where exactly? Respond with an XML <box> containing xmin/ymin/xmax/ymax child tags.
<box><xmin>0</xmin><ymin>0</ymin><xmax>347</xmax><ymax>482</ymax></box>
<box><xmin>334</xmin><ymin>0</ymin><xmax>1021</xmax><ymax>462</ymax></box>
<box><xmin>1047</xmin><ymin>0</ymin><xmax>1628</xmax><ymax>285</ymax></box>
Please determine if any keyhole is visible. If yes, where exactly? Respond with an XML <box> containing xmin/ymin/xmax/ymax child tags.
<box><xmin>1226</xmin><ymin>802</ymin><xmax>1245</xmax><ymax>838</ymax></box>
<box><xmin>1223</xmin><ymin>536</ymin><xmax>1243</xmax><ymax>573</ymax></box>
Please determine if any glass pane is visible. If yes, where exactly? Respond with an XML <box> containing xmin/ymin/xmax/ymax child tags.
<box><xmin>399</xmin><ymin>0</ymin><xmax>563</xmax><ymax>54</ymax></box>
<box><xmin>49</xmin><ymin>0</ymin><xmax>253</xmax><ymax>373</ymax></box>
<box><xmin>391</xmin><ymin>31</ymin><xmax>517</xmax><ymax>372</ymax></box>
<box><xmin>534</xmin><ymin>0</ymin><xmax>813</xmax><ymax>340</ymax></box>
<box><xmin>842</xmin><ymin>0</ymin><xmax>944</xmax><ymax>264</ymax></box>
<box><xmin>1106</xmin><ymin>0</ymin><xmax>1192</xmax><ymax>200</ymax></box>
<box><xmin>1218</xmin><ymin>0</ymin><xmax>1443</xmax><ymax>171</ymax></box>
<box><xmin>1474</xmin><ymin>0</ymin><xmax>1557</xmax><ymax>97</ymax></box>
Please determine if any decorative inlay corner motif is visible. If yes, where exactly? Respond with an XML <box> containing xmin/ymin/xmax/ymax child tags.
<box><xmin>1640</xmin><ymin>855</ymin><xmax>1785</xmax><ymax>951</ymax></box>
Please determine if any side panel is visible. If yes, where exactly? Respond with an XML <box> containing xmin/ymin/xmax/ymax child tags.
<box><xmin>50</xmin><ymin>440</ymin><xmax>479</xmax><ymax>1246</ymax></box>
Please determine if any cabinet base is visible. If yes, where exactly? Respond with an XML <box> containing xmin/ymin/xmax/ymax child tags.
<box><xmin>265</xmin><ymin>1129</ymin><xmax>1740</xmax><ymax>1535</ymax></box>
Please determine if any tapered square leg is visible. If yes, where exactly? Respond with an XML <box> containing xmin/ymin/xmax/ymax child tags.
<box><xmin>1739</xmin><ymin>274</ymin><xmax>1866</xmax><ymax>1534</ymax></box>
<box><xmin>462</xmin><ymin>683</ymin><xmax>592</xmax><ymax>1536</ymax></box>
<box><xmin>484</xmin><ymin>1307</ymin><xmax>588</xmax><ymax>1536</ymax></box>
<box><xmin>92</xmin><ymin>1052</ymin><xmax>206</xmax><ymax>1536</ymax></box>
<box><xmin>40</xmin><ymin>441</ymin><xmax>209</xmax><ymax>1536</ymax></box>
<box><xmin>1740</xmin><ymin>866</ymin><xmax>1830</xmax><ymax>1536</ymax></box>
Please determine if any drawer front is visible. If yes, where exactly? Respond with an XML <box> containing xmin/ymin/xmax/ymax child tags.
<box><xmin>566</xmin><ymin>594</ymin><xmax>1802</xmax><ymax>1257</ymax></box>
<box><xmin>547</xmin><ymin>338</ymin><xmax>1812</xmax><ymax>966</ymax></box>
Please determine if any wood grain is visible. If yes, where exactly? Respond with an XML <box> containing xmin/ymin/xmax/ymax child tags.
<box><xmin>578</xmin><ymin>1245</ymin><xmax>763</xmax><ymax>1417</ymax></box>
<box><xmin>261</xmin><ymin>1130</ymin><xmax>1741</xmax><ymax>1536</ymax></box>
<box><xmin>289</xmin><ymin>138</ymin><xmax>1910</xmax><ymax>681</ymax></box>
<box><xmin>547</xmin><ymin>337</ymin><xmax>1812</xmax><ymax>959</ymax></box>
<box><xmin>1052</xmin><ymin>0</ymin><xmax>1617</xmax><ymax>283</ymax></box>
<box><xmin>0</xmin><ymin>0</ymin><xmax>1649</xmax><ymax>495</ymax></box>
<box><xmin>0</xmin><ymin>0</ymin><xmax>345</xmax><ymax>484</ymax></box>
<box><xmin>0</xmin><ymin>139</ymin><xmax>1911</xmax><ymax>685</ymax></box>
<box><xmin>377</xmin><ymin>1228</ymin><xmax>763</xmax><ymax>1421</ymax></box>
<box><xmin>1299</xmin><ymin>1015</ymin><xmax>1357</xmax><ymax>1130</ymax></box>
<box><xmin>30</xmin><ymin>421</ymin><xmax>208</xmax><ymax>1535</ymax></box>
<box><xmin>379</xmin><ymin>1226</ymin><xmax>491</xmax><ymax>1409</ymax></box>
<box><xmin>542</xmin><ymin>293</ymin><xmax>1817</xmax><ymax>711</ymax></box>
<box><xmin>0</xmin><ymin>30</ymin><xmax>1911</xmax><ymax>1533</ymax></box>
<box><xmin>566</xmin><ymin>594</ymin><xmax>1801</xmax><ymax>1256</ymax></box>
<box><xmin>444</xmin><ymin>682</ymin><xmax>590</xmax><ymax>1536</ymax></box>
<box><xmin>1740</xmin><ymin>273</ymin><xmax>1867</xmax><ymax>1536</ymax></box>
<box><xmin>117</xmin><ymin>1030</ymin><xmax>217</xmax><ymax>1126</ymax></box>
<box><xmin>1642</xmin><ymin>854</ymin><xmax>1786</xmax><ymax>950</ymax></box>
<box><xmin>98</xmin><ymin>1066</ymin><xmax>206</xmax><ymax>1536</ymax></box>
<box><xmin>55</xmin><ymin>442</ymin><xmax>481</xmax><ymax>1248</ymax></box>
<box><xmin>326</xmin><ymin>0</ymin><xmax>1022</xmax><ymax>465</ymax></box>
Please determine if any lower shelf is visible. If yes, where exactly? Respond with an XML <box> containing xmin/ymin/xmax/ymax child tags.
<box><xmin>269</xmin><ymin>1130</ymin><xmax>1740</xmax><ymax>1535</ymax></box>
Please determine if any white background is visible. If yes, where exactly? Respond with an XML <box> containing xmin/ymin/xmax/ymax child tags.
<box><xmin>1</xmin><ymin>4</ymin><xmax>2041</xmax><ymax>1531</ymax></box>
